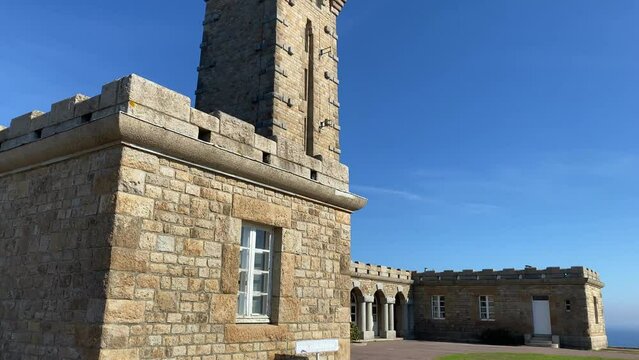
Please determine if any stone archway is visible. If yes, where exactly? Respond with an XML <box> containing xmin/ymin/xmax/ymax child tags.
<box><xmin>350</xmin><ymin>287</ymin><xmax>365</xmax><ymax>335</ymax></box>
<box><xmin>373</xmin><ymin>290</ymin><xmax>387</xmax><ymax>337</ymax></box>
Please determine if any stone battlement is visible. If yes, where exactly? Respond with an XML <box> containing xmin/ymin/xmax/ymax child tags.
<box><xmin>351</xmin><ymin>261</ymin><xmax>413</xmax><ymax>282</ymax></box>
<box><xmin>0</xmin><ymin>75</ymin><xmax>354</xmax><ymax>195</ymax></box>
<box><xmin>414</xmin><ymin>266</ymin><xmax>602</xmax><ymax>285</ymax></box>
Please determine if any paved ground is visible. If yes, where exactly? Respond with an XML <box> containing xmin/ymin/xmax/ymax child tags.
<box><xmin>351</xmin><ymin>340</ymin><xmax>639</xmax><ymax>360</ymax></box>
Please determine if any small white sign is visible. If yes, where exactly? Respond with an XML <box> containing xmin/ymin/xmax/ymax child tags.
<box><xmin>295</xmin><ymin>339</ymin><xmax>339</xmax><ymax>354</ymax></box>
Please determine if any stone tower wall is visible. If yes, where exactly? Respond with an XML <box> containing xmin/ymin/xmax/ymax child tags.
<box><xmin>196</xmin><ymin>0</ymin><xmax>345</xmax><ymax>163</ymax></box>
<box><xmin>271</xmin><ymin>0</ymin><xmax>343</xmax><ymax>162</ymax></box>
<box><xmin>0</xmin><ymin>147</ymin><xmax>121</xmax><ymax>359</ymax></box>
<box><xmin>195</xmin><ymin>0</ymin><xmax>277</xmax><ymax>127</ymax></box>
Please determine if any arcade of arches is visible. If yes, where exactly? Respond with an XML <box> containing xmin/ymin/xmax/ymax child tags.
<box><xmin>350</xmin><ymin>262</ymin><xmax>414</xmax><ymax>340</ymax></box>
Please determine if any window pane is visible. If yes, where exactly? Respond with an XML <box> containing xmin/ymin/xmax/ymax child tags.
<box><xmin>254</xmin><ymin>252</ymin><xmax>270</xmax><ymax>271</ymax></box>
<box><xmin>255</xmin><ymin>230</ymin><xmax>270</xmax><ymax>250</ymax></box>
<box><xmin>252</xmin><ymin>295</ymin><xmax>267</xmax><ymax>315</ymax></box>
<box><xmin>253</xmin><ymin>272</ymin><xmax>269</xmax><ymax>293</ymax></box>
<box><xmin>240</xmin><ymin>249</ymin><xmax>250</xmax><ymax>270</ymax></box>
<box><xmin>238</xmin><ymin>271</ymin><xmax>248</xmax><ymax>292</ymax></box>
<box><xmin>237</xmin><ymin>292</ymin><xmax>247</xmax><ymax>316</ymax></box>
<box><xmin>241</xmin><ymin>227</ymin><xmax>251</xmax><ymax>247</ymax></box>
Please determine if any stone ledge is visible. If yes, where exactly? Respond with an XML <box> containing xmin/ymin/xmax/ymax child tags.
<box><xmin>0</xmin><ymin>112</ymin><xmax>367</xmax><ymax>212</ymax></box>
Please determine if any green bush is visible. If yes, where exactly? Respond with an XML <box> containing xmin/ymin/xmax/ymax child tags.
<box><xmin>479</xmin><ymin>328</ymin><xmax>524</xmax><ymax>346</ymax></box>
<box><xmin>350</xmin><ymin>323</ymin><xmax>361</xmax><ymax>341</ymax></box>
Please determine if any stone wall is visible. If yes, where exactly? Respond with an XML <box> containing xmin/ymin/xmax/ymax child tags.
<box><xmin>0</xmin><ymin>147</ymin><xmax>121</xmax><ymax>359</ymax></box>
<box><xmin>583</xmin><ymin>284</ymin><xmax>607</xmax><ymax>350</ymax></box>
<box><xmin>100</xmin><ymin>146</ymin><xmax>353</xmax><ymax>359</ymax></box>
<box><xmin>411</xmin><ymin>267</ymin><xmax>607</xmax><ymax>350</ymax></box>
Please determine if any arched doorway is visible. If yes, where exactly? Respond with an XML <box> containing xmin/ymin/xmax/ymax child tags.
<box><xmin>395</xmin><ymin>292</ymin><xmax>407</xmax><ymax>338</ymax></box>
<box><xmin>350</xmin><ymin>288</ymin><xmax>364</xmax><ymax>328</ymax></box>
<box><xmin>373</xmin><ymin>290</ymin><xmax>386</xmax><ymax>337</ymax></box>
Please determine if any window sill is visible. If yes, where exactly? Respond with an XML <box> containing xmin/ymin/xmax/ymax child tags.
<box><xmin>236</xmin><ymin>317</ymin><xmax>271</xmax><ymax>325</ymax></box>
<box><xmin>480</xmin><ymin>319</ymin><xmax>496</xmax><ymax>322</ymax></box>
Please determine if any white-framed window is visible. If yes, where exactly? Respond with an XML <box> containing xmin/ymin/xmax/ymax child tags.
<box><xmin>350</xmin><ymin>293</ymin><xmax>357</xmax><ymax>324</ymax></box>
<box><xmin>431</xmin><ymin>295</ymin><xmax>445</xmax><ymax>320</ymax></box>
<box><xmin>237</xmin><ymin>224</ymin><xmax>274</xmax><ymax>323</ymax></box>
<box><xmin>479</xmin><ymin>295</ymin><xmax>495</xmax><ymax>321</ymax></box>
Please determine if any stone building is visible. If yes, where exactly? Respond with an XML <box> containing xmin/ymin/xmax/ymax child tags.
<box><xmin>414</xmin><ymin>266</ymin><xmax>606</xmax><ymax>349</ymax></box>
<box><xmin>0</xmin><ymin>0</ymin><xmax>607</xmax><ymax>359</ymax></box>
<box><xmin>348</xmin><ymin>264</ymin><xmax>607</xmax><ymax>350</ymax></box>
<box><xmin>0</xmin><ymin>0</ymin><xmax>366</xmax><ymax>359</ymax></box>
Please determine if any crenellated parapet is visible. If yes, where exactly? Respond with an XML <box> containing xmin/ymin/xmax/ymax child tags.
<box><xmin>414</xmin><ymin>266</ymin><xmax>603</xmax><ymax>287</ymax></box>
<box><xmin>351</xmin><ymin>261</ymin><xmax>413</xmax><ymax>283</ymax></box>
<box><xmin>0</xmin><ymin>74</ymin><xmax>365</xmax><ymax>212</ymax></box>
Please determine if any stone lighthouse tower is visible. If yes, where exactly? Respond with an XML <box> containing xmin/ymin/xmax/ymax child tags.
<box><xmin>196</xmin><ymin>0</ymin><xmax>346</xmax><ymax>163</ymax></box>
<box><xmin>0</xmin><ymin>0</ymin><xmax>365</xmax><ymax>358</ymax></box>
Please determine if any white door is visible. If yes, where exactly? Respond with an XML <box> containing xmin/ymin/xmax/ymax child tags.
<box><xmin>532</xmin><ymin>299</ymin><xmax>552</xmax><ymax>335</ymax></box>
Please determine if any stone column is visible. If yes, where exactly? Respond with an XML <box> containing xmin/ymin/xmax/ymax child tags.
<box><xmin>362</xmin><ymin>295</ymin><xmax>374</xmax><ymax>340</ymax></box>
<box><xmin>382</xmin><ymin>302</ymin><xmax>389</xmax><ymax>336</ymax></box>
<box><xmin>384</xmin><ymin>297</ymin><xmax>396</xmax><ymax>339</ymax></box>
<box><xmin>358</xmin><ymin>300</ymin><xmax>366</xmax><ymax>333</ymax></box>
<box><xmin>366</xmin><ymin>302</ymin><xmax>373</xmax><ymax>331</ymax></box>
<box><xmin>389</xmin><ymin>303</ymin><xmax>395</xmax><ymax>332</ymax></box>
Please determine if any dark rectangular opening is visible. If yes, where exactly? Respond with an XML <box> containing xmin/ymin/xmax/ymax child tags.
<box><xmin>34</xmin><ymin>129</ymin><xmax>42</xmax><ymax>139</ymax></box>
<box><xmin>198</xmin><ymin>128</ymin><xmax>212</xmax><ymax>142</ymax></box>
<box><xmin>81</xmin><ymin>113</ymin><xmax>92</xmax><ymax>123</ymax></box>
<box><xmin>310</xmin><ymin>170</ymin><xmax>318</xmax><ymax>181</ymax></box>
<box><xmin>262</xmin><ymin>152</ymin><xmax>271</xmax><ymax>164</ymax></box>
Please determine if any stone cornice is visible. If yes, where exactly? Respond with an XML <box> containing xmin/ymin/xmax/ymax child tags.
<box><xmin>0</xmin><ymin>112</ymin><xmax>367</xmax><ymax>212</ymax></box>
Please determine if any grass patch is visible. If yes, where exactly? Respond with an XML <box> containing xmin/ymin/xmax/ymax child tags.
<box><xmin>438</xmin><ymin>353</ymin><xmax>624</xmax><ymax>360</ymax></box>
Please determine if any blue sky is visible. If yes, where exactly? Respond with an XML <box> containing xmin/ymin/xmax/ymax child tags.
<box><xmin>1</xmin><ymin>1</ymin><xmax>638</xmax><ymax>329</ymax></box>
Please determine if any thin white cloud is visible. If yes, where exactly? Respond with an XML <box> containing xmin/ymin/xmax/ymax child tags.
<box><xmin>351</xmin><ymin>185</ymin><xmax>426</xmax><ymax>201</ymax></box>
<box><xmin>413</xmin><ymin>151</ymin><xmax>639</xmax><ymax>196</ymax></box>
<box><xmin>462</xmin><ymin>202</ymin><xmax>501</xmax><ymax>215</ymax></box>
<box><xmin>352</xmin><ymin>185</ymin><xmax>503</xmax><ymax>215</ymax></box>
